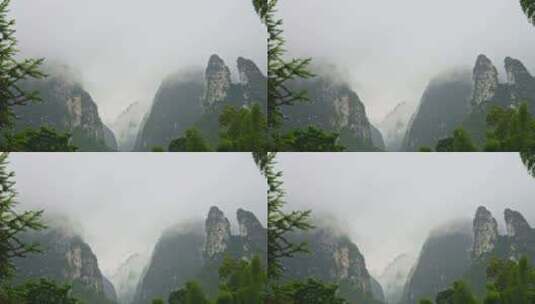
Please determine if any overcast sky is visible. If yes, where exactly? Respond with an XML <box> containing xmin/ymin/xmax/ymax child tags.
<box><xmin>10</xmin><ymin>1</ymin><xmax>266</xmax><ymax>123</ymax></box>
<box><xmin>277</xmin><ymin>153</ymin><xmax>535</xmax><ymax>276</ymax></box>
<box><xmin>279</xmin><ymin>0</ymin><xmax>535</xmax><ymax>122</ymax></box>
<box><xmin>9</xmin><ymin>153</ymin><xmax>266</xmax><ymax>276</ymax></box>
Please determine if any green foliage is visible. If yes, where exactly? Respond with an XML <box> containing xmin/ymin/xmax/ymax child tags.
<box><xmin>151</xmin><ymin>146</ymin><xmax>166</xmax><ymax>152</ymax></box>
<box><xmin>169</xmin><ymin>128</ymin><xmax>212</xmax><ymax>152</ymax></box>
<box><xmin>521</xmin><ymin>151</ymin><xmax>535</xmax><ymax>177</ymax></box>
<box><xmin>521</xmin><ymin>0</ymin><xmax>535</xmax><ymax>24</ymax></box>
<box><xmin>483</xmin><ymin>256</ymin><xmax>535</xmax><ymax>304</ymax></box>
<box><xmin>423</xmin><ymin>257</ymin><xmax>535</xmax><ymax>304</ymax></box>
<box><xmin>275</xmin><ymin>126</ymin><xmax>345</xmax><ymax>152</ymax></box>
<box><xmin>0</xmin><ymin>153</ymin><xmax>45</xmax><ymax>281</ymax></box>
<box><xmin>152</xmin><ymin>298</ymin><xmax>165</xmax><ymax>304</ymax></box>
<box><xmin>215</xmin><ymin>256</ymin><xmax>267</xmax><ymax>304</ymax></box>
<box><xmin>271</xmin><ymin>279</ymin><xmax>348</xmax><ymax>304</ymax></box>
<box><xmin>12</xmin><ymin>279</ymin><xmax>80</xmax><ymax>304</ymax></box>
<box><xmin>217</xmin><ymin>104</ymin><xmax>267</xmax><ymax>152</ymax></box>
<box><xmin>449</xmin><ymin>281</ymin><xmax>479</xmax><ymax>304</ymax></box>
<box><xmin>422</xmin><ymin>281</ymin><xmax>478</xmax><ymax>304</ymax></box>
<box><xmin>419</xmin><ymin>146</ymin><xmax>433</xmax><ymax>152</ymax></box>
<box><xmin>265</xmin><ymin>0</ymin><xmax>313</xmax><ymax>127</ymax></box>
<box><xmin>263</xmin><ymin>152</ymin><xmax>313</xmax><ymax>279</ymax></box>
<box><xmin>69</xmin><ymin>128</ymin><xmax>109</xmax><ymax>152</ymax></box>
<box><xmin>1</xmin><ymin>127</ymin><xmax>77</xmax><ymax>152</ymax></box>
<box><xmin>0</xmin><ymin>0</ymin><xmax>45</xmax><ymax>129</ymax></box>
<box><xmin>484</xmin><ymin>103</ymin><xmax>535</xmax><ymax>152</ymax></box>
<box><xmin>435</xmin><ymin>128</ymin><xmax>478</xmax><ymax>152</ymax></box>
<box><xmin>168</xmin><ymin>282</ymin><xmax>210</xmax><ymax>304</ymax></box>
<box><xmin>0</xmin><ymin>0</ymin><xmax>79</xmax><ymax>152</ymax></box>
<box><xmin>169</xmin><ymin>289</ymin><xmax>188</xmax><ymax>304</ymax></box>
<box><xmin>167</xmin><ymin>257</ymin><xmax>266</xmax><ymax>304</ymax></box>
<box><xmin>252</xmin><ymin>0</ymin><xmax>268</xmax><ymax>21</ymax></box>
<box><xmin>438</xmin><ymin>103</ymin><xmax>535</xmax><ymax>178</ymax></box>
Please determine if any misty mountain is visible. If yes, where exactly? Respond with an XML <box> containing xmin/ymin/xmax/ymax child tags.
<box><xmin>13</xmin><ymin>222</ymin><xmax>117</xmax><ymax>304</ymax></box>
<box><xmin>402</xmin><ymin>69</ymin><xmax>473</xmax><ymax>151</ymax></box>
<box><xmin>401</xmin><ymin>221</ymin><xmax>473</xmax><ymax>304</ymax></box>
<box><xmin>14</xmin><ymin>64</ymin><xmax>117</xmax><ymax>151</ymax></box>
<box><xmin>134</xmin><ymin>55</ymin><xmax>267</xmax><ymax>151</ymax></box>
<box><xmin>282</xmin><ymin>75</ymin><xmax>382</xmax><ymax>151</ymax></box>
<box><xmin>377</xmin><ymin>101</ymin><xmax>416</xmax><ymax>151</ymax></box>
<box><xmin>133</xmin><ymin>206</ymin><xmax>266</xmax><ymax>303</ymax></box>
<box><xmin>110</xmin><ymin>253</ymin><xmax>148</xmax><ymax>304</ymax></box>
<box><xmin>403</xmin><ymin>55</ymin><xmax>535</xmax><ymax>151</ymax></box>
<box><xmin>378</xmin><ymin>254</ymin><xmax>416</xmax><ymax>304</ymax></box>
<box><xmin>401</xmin><ymin>206</ymin><xmax>535</xmax><ymax>303</ymax></box>
<box><xmin>111</xmin><ymin>101</ymin><xmax>148</xmax><ymax>152</ymax></box>
<box><xmin>282</xmin><ymin>226</ymin><xmax>384</xmax><ymax>304</ymax></box>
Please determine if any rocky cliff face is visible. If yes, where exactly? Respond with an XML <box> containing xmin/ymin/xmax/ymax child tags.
<box><xmin>205</xmin><ymin>206</ymin><xmax>232</xmax><ymax>259</ymax></box>
<box><xmin>237</xmin><ymin>208</ymin><xmax>267</xmax><ymax>256</ymax></box>
<box><xmin>282</xmin><ymin>227</ymin><xmax>382</xmax><ymax>304</ymax></box>
<box><xmin>505</xmin><ymin>57</ymin><xmax>535</xmax><ymax>106</ymax></box>
<box><xmin>473</xmin><ymin>206</ymin><xmax>498</xmax><ymax>258</ymax></box>
<box><xmin>472</xmin><ymin>55</ymin><xmax>499</xmax><ymax>107</ymax></box>
<box><xmin>15</xmin><ymin>65</ymin><xmax>116</xmax><ymax>151</ymax></box>
<box><xmin>14</xmin><ymin>224</ymin><xmax>115</xmax><ymax>303</ymax></box>
<box><xmin>204</xmin><ymin>55</ymin><xmax>232</xmax><ymax>107</ymax></box>
<box><xmin>282</xmin><ymin>76</ymin><xmax>379</xmax><ymax>151</ymax></box>
<box><xmin>469</xmin><ymin>55</ymin><xmax>535</xmax><ymax>110</ymax></box>
<box><xmin>502</xmin><ymin>208</ymin><xmax>535</xmax><ymax>261</ymax></box>
<box><xmin>504</xmin><ymin>208</ymin><xmax>531</xmax><ymax>239</ymax></box>
<box><xmin>237</xmin><ymin>57</ymin><xmax>268</xmax><ymax>108</ymax></box>
<box><xmin>134</xmin><ymin>55</ymin><xmax>266</xmax><ymax>151</ymax></box>
<box><xmin>134</xmin><ymin>207</ymin><xmax>265</xmax><ymax>303</ymax></box>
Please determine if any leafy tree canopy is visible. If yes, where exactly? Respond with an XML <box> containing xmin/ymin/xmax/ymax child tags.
<box><xmin>0</xmin><ymin>153</ymin><xmax>45</xmax><ymax>281</ymax></box>
<box><xmin>0</xmin><ymin>0</ymin><xmax>45</xmax><ymax>129</ymax></box>
<box><xmin>275</xmin><ymin>126</ymin><xmax>345</xmax><ymax>152</ymax></box>
<box><xmin>521</xmin><ymin>0</ymin><xmax>535</xmax><ymax>24</ymax></box>
<box><xmin>169</xmin><ymin>128</ymin><xmax>212</xmax><ymax>152</ymax></box>
<box><xmin>1</xmin><ymin>127</ymin><xmax>77</xmax><ymax>152</ymax></box>
<box><xmin>217</xmin><ymin>104</ymin><xmax>267</xmax><ymax>152</ymax></box>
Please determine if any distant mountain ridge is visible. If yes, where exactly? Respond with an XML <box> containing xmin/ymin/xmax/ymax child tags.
<box><xmin>110</xmin><ymin>253</ymin><xmax>148</xmax><ymax>304</ymax></box>
<box><xmin>111</xmin><ymin>101</ymin><xmax>148</xmax><ymax>152</ymax></box>
<box><xmin>378</xmin><ymin>101</ymin><xmax>416</xmax><ymax>151</ymax></box>
<box><xmin>378</xmin><ymin>254</ymin><xmax>416</xmax><ymax>304</ymax></box>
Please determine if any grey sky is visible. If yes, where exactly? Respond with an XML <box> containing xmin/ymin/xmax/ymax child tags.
<box><xmin>10</xmin><ymin>0</ymin><xmax>266</xmax><ymax>123</ymax></box>
<box><xmin>277</xmin><ymin>153</ymin><xmax>535</xmax><ymax>276</ymax></box>
<box><xmin>9</xmin><ymin>153</ymin><xmax>266</xmax><ymax>276</ymax></box>
<box><xmin>279</xmin><ymin>0</ymin><xmax>535</xmax><ymax>122</ymax></box>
